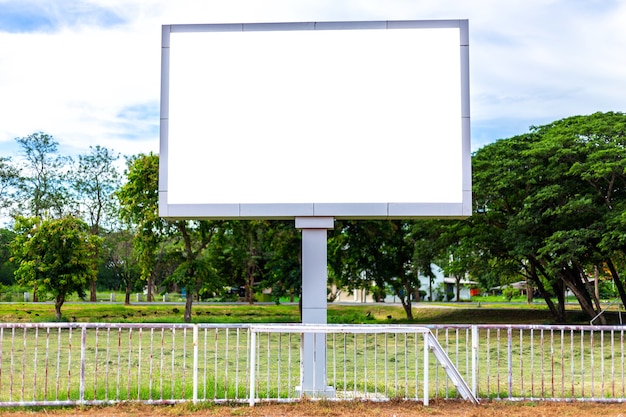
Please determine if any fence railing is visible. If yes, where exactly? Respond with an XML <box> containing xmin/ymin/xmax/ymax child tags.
<box><xmin>247</xmin><ymin>324</ymin><xmax>476</xmax><ymax>405</ymax></box>
<box><xmin>0</xmin><ymin>323</ymin><xmax>624</xmax><ymax>407</ymax></box>
<box><xmin>428</xmin><ymin>324</ymin><xmax>626</xmax><ymax>402</ymax></box>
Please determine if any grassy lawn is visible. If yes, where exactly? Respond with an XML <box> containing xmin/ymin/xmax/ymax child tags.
<box><xmin>0</xmin><ymin>300</ymin><xmax>603</xmax><ymax>324</ymax></box>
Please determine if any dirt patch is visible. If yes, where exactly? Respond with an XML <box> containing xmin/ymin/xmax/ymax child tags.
<box><xmin>1</xmin><ymin>400</ymin><xmax>625</xmax><ymax>417</ymax></box>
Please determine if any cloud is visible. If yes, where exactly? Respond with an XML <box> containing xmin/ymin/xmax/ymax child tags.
<box><xmin>114</xmin><ymin>103</ymin><xmax>160</xmax><ymax>141</ymax></box>
<box><xmin>0</xmin><ymin>9</ymin><xmax>160</xmax><ymax>153</ymax></box>
<box><xmin>0</xmin><ymin>0</ymin><xmax>624</xmax><ymax>161</ymax></box>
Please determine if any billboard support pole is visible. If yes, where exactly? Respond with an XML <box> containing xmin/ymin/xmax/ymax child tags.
<box><xmin>295</xmin><ymin>216</ymin><xmax>335</xmax><ymax>397</ymax></box>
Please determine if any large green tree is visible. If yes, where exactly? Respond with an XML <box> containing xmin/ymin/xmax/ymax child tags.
<box><xmin>470</xmin><ymin>112</ymin><xmax>626</xmax><ymax>323</ymax></box>
<box><xmin>118</xmin><ymin>153</ymin><xmax>220</xmax><ymax>320</ymax></box>
<box><xmin>117</xmin><ymin>153</ymin><xmax>166</xmax><ymax>302</ymax></box>
<box><xmin>10</xmin><ymin>216</ymin><xmax>101</xmax><ymax>320</ymax></box>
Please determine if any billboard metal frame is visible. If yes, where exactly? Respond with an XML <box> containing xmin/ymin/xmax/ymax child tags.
<box><xmin>159</xmin><ymin>20</ymin><xmax>471</xmax><ymax>220</ymax></box>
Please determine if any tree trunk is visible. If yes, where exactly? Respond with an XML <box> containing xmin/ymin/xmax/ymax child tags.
<box><xmin>594</xmin><ymin>265</ymin><xmax>600</xmax><ymax>305</ymax></box>
<box><xmin>125</xmin><ymin>280</ymin><xmax>131</xmax><ymax>305</ymax></box>
<box><xmin>606</xmin><ymin>259</ymin><xmax>626</xmax><ymax>308</ymax></box>
<box><xmin>554</xmin><ymin>279</ymin><xmax>567</xmax><ymax>324</ymax></box>
<box><xmin>561</xmin><ymin>268</ymin><xmax>603</xmax><ymax>324</ymax></box>
<box><xmin>89</xmin><ymin>278</ymin><xmax>97</xmax><ymax>302</ymax></box>
<box><xmin>429</xmin><ymin>278</ymin><xmax>433</xmax><ymax>302</ymax></box>
<box><xmin>147</xmin><ymin>273</ymin><xmax>154</xmax><ymax>302</ymax></box>
<box><xmin>55</xmin><ymin>295</ymin><xmax>64</xmax><ymax>321</ymax></box>
<box><xmin>184</xmin><ymin>290</ymin><xmax>194</xmax><ymax>323</ymax></box>
<box><xmin>455</xmin><ymin>276</ymin><xmax>461</xmax><ymax>302</ymax></box>
<box><xmin>584</xmin><ymin>269</ymin><xmax>603</xmax><ymax>315</ymax></box>
<box><xmin>400</xmin><ymin>283</ymin><xmax>414</xmax><ymax>320</ymax></box>
<box><xmin>528</xmin><ymin>257</ymin><xmax>564</xmax><ymax>323</ymax></box>
<box><xmin>246</xmin><ymin>260</ymin><xmax>255</xmax><ymax>304</ymax></box>
<box><xmin>400</xmin><ymin>297</ymin><xmax>413</xmax><ymax>320</ymax></box>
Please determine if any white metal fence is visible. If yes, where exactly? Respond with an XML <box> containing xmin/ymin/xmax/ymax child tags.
<box><xmin>0</xmin><ymin>323</ymin><xmax>624</xmax><ymax>407</ymax></box>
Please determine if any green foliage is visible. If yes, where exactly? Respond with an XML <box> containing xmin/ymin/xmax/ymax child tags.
<box><xmin>0</xmin><ymin>156</ymin><xmax>20</xmax><ymax>211</ymax></box>
<box><xmin>329</xmin><ymin>220</ymin><xmax>418</xmax><ymax>319</ymax></box>
<box><xmin>14</xmin><ymin>132</ymin><xmax>73</xmax><ymax>217</ymax></box>
<box><xmin>259</xmin><ymin>221</ymin><xmax>301</xmax><ymax>304</ymax></box>
<box><xmin>72</xmin><ymin>145</ymin><xmax>121</xmax><ymax>233</ymax></box>
<box><xmin>502</xmin><ymin>286</ymin><xmax>521</xmax><ymax>301</ymax></box>
<box><xmin>10</xmin><ymin>215</ymin><xmax>102</xmax><ymax>320</ymax></box>
<box><xmin>469</xmin><ymin>111</ymin><xmax>626</xmax><ymax>323</ymax></box>
<box><xmin>0</xmin><ymin>228</ymin><xmax>17</xmax><ymax>285</ymax></box>
<box><xmin>116</xmin><ymin>153</ymin><xmax>166</xmax><ymax>301</ymax></box>
<box><xmin>100</xmin><ymin>229</ymin><xmax>141</xmax><ymax>295</ymax></box>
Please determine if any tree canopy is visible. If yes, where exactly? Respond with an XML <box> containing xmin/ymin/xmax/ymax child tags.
<box><xmin>10</xmin><ymin>215</ymin><xmax>101</xmax><ymax>320</ymax></box>
<box><xmin>2</xmin><ymin>112</ymin><xmax>626</xmax><ymax>324</ymax></box>
<box><xmin>469</xmin><ymin>112</ymin><xmax>626</xmax><ymax>322</ymax></box>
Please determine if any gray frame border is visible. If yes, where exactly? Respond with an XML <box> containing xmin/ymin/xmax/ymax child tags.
<box><xmin>159</xmin><ymin>20</ymin><xmax>471</xmax><ymax>220</ymax></box>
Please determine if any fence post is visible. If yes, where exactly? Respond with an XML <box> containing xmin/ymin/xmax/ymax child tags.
<box><xmin>192</xmin><ymin>324</ymin><xmax>198</xmax><ymax>404</ymax></box>
<box><xmin>423</xmin><ymin>331</ymin><xmax>429</xmax><ymax>406</ymax></box>
<box><xmin>249</xmin><ymin>329</ymin><xmax>257</xmax><ymax>406</ymax></box>
<box><xmin>80</xmin><ymin>325</ymin><xmax>87</xmax><ymax>405</ymax></box>
<box><xmin>507</xmin><ymin>326</ymin><xmax>513</xmax><ymax>399</ymax></box>
<box><xmin>472</xmin><ymin>325</ymin><xmax>478</xmax><ymax>396</ymax></box>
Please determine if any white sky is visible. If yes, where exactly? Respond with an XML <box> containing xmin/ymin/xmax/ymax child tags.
<box><xmin>0</xmin><ymin>0</ymin><xmax>625</xmax><ymax>158</ymax></box>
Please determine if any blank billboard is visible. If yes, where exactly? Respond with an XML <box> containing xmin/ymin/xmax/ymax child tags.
<box><xmin>159</xmin><ymin>20</ymin><xmax>471</xmax><ymax>219</ymax></box>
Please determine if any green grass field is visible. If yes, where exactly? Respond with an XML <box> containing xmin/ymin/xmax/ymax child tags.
<box><xmin>0</xmin><ymin>299</ymin><xmax>611</xmax><ymax>325</ymax></box>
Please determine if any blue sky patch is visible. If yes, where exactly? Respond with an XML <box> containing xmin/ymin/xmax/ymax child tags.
<box><xmin>0</xmin><ymin>1</ymin><xmax>127</xmax><ymax>33</ymax></box>
<box><xmin>0</xmin><ymin>3</ymin><xmax>54</xmax><ymax>32</ymax></box>
<box><xmin>115</xmin><ymin>102</ymin><xmax>160</xmax><ymax>140</ymax></box>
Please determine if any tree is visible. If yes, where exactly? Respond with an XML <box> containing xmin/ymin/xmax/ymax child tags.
<box><xmin>10</xmin><ymin>216</ymin><xmax>101</xmax><ymax>320</ymax></box>
<box><xmin>169</xmin><ymin>219</ymin><xmax>219</xmax><ymax>322</ymax></box>
<box><xmin>408</xmin><ymin>220</ymin><xmax>447</xmax><ymax>302</ymax></box>
<box><xmin>72</xmin><ymin>145</ymin><xmax>121</xmax><ymax>301</ymax></box>
<box><xmin>260</xmin><ymin>221</ymin><xmax>301</xmax><ymax>304</ymax></box>
<box><xmin>102</xmin><ymin>229</ymin><xmax>141</xmax><ymax>304</ymax></box>
<box><xmin>231</xmin><ymin>221</ymin><xmax>270</xmax><ymax>304</ymax></box>
<box><xmin>0</xmin><ymin>228</ymin><xmax>17</xmax><ymax>286</ymax></box>
<box><xmin>471</xmin><ymin>131</ymin><xmax>570</xmax><ymax>322</ymax></box>
<box><xmin>117</xmin><ymin>153</ymin><xmax>222</xmax><ymax>319</ymax></box>
<box><xmin>469</xmin><ymin>112</ymin><xmax>626</xmax><ymax>323</ymax></box>
<box><xmin>14</xmin><ymin>133</ymin><xmax>72</xmax><ymax>218</ymax></box>
<box><xmin>0</xmin><ymin>156</ymin><xmax>20</xmax><ymax>216</ymax></box>
<box><xmin>329</xmin><ymin>220</ymin><xmax>417</xmax><ymax>319</ymax></box>
<box><xmin>209</xmin><ymin>220</ymin><xmax>284</xmax><ymax>305</ymax></box>
<box><xmin>73</xmin><ymin>146</ymin><xmax>121</xmax><ymax>232</ymax></box>
<box><xmin>117</xmin><ymin>153</ymin><xmax>167</xmax><ymax>302</ymax></box>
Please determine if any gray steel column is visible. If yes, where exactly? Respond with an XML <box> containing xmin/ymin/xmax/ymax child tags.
<box><xmin>295</xmin><ymin>217</ymin><xmax>334</xmax><ymax>396</ymax></box>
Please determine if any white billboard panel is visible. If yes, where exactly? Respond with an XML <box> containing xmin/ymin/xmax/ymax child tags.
<box><xmin>159</xmin><ymin>20</ymin><xmax>471</xmax><ymax>219</ymax></box>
